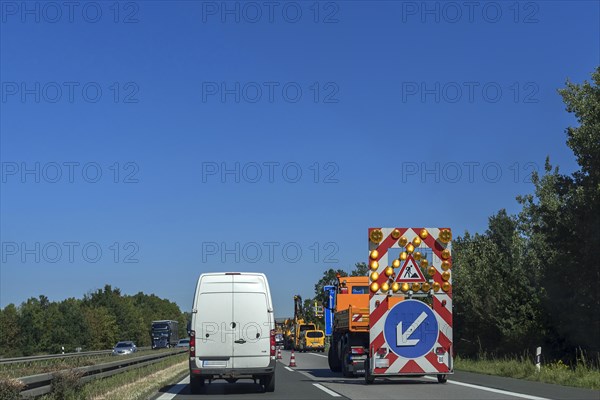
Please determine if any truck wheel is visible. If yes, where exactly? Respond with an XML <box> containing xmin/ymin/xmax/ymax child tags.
<box><xmin>437</xmin><ymin>374</ymin><xmax>447</xmax><ymax>383</ymax></box>
<box><xmin>261</xmin><ymin>373</ymin><xmax>275</xmax><ymax>392</ymax></box>
<box><xmin>190</xmin><ymin>376</ymin><xmax>205</xmax><ymax>394</ymax></box>
<box><xmin>328</xmin><ymin>345</ymin><xmax>341</xmax><ymax>372</ymax></box>
<box><xmin>364</xmin><ymin>358</ymin><xmax>375</xmax><ymax>385</ymax></box>
<box><xmin>341</xmin><ymin>344</ymin><xmax>353</xmax><ymax>378</ymax></box>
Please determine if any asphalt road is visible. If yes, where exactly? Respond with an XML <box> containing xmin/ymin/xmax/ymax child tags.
<box><xmin>154</xmin><ymin>350</ymin><xmax>600</xmax><ymax>400</ymax></box>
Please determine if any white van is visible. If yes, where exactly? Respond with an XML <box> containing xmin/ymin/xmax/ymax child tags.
<box><xmin>189</xmin><ymin>272</ymin><xmax>276</xmax><ymax>393</ymax></box>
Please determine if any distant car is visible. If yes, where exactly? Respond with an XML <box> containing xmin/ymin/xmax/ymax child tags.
<box><xmin>112</xmin><ymin>341</ymin><xmax>137</xmax><ymax>355</ymax></box>
<box><xmin>175</xmin><ymin>338</ymin><xmax>190</xmax><ymax>348</ymax></box>
<box><xmin>275</xmin><ymin>334</ymin><xmax>284</xmax><ymax>347</ymax></box>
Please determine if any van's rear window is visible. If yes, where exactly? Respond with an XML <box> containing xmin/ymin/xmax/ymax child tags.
<box><xmin>307</xmin><ymin>331</ymin><xmax>324</xmax><ymax>338</ymax></box>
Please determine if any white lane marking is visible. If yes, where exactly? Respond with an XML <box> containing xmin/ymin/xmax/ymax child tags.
<box><xmin>284</xmin><ymin>366</ymin><xmax>294</xmax><ymax>372</ymax></box>
<box><xmin>155</xmin><ymin>376</ymin><xmax>188</xmax><ymax>400</ymax></box>
<box><xmin>312</xmin><ymin>383</ymin><xmax>342</xmax><ymax>397</ymax></box>
<box><xmin>423</xmin><ymin>377</ymin><xmax>551</xmax><ymax>400</ymax></box>
<box><xmin>309</xmin><ymin>353</ymin><xmax>328</xmax><ymax>358</ymax></box>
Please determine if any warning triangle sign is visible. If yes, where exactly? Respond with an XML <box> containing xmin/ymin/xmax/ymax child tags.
<box><xmin>395</xmin><ymin>255</ymin><xmax>427</xmax><ymax>283</ymax></box>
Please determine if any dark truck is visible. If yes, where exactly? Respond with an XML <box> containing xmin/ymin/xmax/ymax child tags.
<box><xmin>151</xmin><ymin>320</ymin><xmax>179</xmax><ymax>349</ymax></box>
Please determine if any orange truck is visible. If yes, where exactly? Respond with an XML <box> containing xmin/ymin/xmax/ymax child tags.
<box><xmin>327</xmin><ymin>275</ymin><xmax>402</xmax><ymax>377</ymax></box>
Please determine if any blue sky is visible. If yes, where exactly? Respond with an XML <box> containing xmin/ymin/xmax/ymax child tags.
<box><xmin>1</xmin><ymin>1</ymin><xmax>598</xmax><ymax>317</ymax></box>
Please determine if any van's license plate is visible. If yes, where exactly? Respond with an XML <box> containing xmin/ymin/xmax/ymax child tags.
<box><xmin>203</xmin><ymin>360</ymin><xmax>227</xmax><ymax>368</ymax></box>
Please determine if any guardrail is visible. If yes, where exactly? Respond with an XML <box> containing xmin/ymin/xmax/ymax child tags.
<box><xmin>0</xmin><ymin>347</ymin><xmax>151</xmax><ymax>365</ymax></box>
<box><xmin>16</xmin><ymin>348</ymin><xmax>186</xmax><ymax>398</ymax></box>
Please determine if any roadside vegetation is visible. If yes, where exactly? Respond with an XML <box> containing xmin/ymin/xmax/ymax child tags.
<box><xmin>0</xmin><ymin>348</ymin><xmax>175</xmax><ymax>380</ymax></box>
<box><xmin>0</xmin><ymin>287</ymin><xmax>189</xmax><ymax>358</ymax></box>
<box><xmin>455</xmin><ymin>353</ymin><xmax>600</xmax><ymax>390</ymax></box>
<box><xmin>32</xmin><ymin>353</ymin><xmax>187</xmax><ymax>400</ymax></box>
<box><xmin>451</xmin><ymin>68</ymin><xmax>600</xmax><ymax>368</ymax></box>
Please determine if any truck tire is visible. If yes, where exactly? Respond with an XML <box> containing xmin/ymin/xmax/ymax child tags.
<box><xmin>190</xmin><ymin>376</ymin><xmax>205</xmax><ymax>394</ymax></box>
<box><xmin>364</xmin><ymin>358</ymin><xmax>374</xmax><ymax>385</ymax></box>
<box><xmin>328</xmin><ymin>345</ymin><xmax>341</xmax><ymax>372</ymax></box>
<box><xmin>437</xmin><ymin>374</ymin><xmax>447</xmax><ymax>383</ymax></box>
<box><xmin>341</xmin><ymin>344</ymin><xmax>353</xmax><ymax>378</ymax></box>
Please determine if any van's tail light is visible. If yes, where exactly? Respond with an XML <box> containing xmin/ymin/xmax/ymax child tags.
<box><xmin>435</xmin><ymin>346</ymin><xmax>446</xmax><ymax>355</ymax></box>
<box><xmin>190</xmin><ymin>330</ymin><xmax>196</xmax><ymax>357</ymax></box>
<box><xmin>270</xmin><ymin>329</ymin><xmax>276</xmax><ymax>357</ymax></box>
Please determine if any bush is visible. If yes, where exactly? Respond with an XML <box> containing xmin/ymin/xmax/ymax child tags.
<box><xmin>0</xmin><ymin>379</ymin><xmax>25</xmax><ymax>400</ymax></box>
<box><xmin>50</xmin><ymin>369</ymin><xmax>84</xmax><ymax>400</ymax></box>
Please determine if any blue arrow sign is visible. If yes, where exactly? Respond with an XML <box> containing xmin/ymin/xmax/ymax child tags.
<box><xmin>383</xmin><ymin>299</ymin><xmax>438</xmax><ymax>358</ymax></box>
<box><xmin>324</xmin><ymin>285</ymin><xmax>335</xmax><ymax>336</ymax></box>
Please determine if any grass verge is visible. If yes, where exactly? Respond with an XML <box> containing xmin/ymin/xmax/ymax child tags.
<box><xmin>0</xmin><ymin>349</ymin><xmax>176</xmax><ymax>380</ymax></box>
<box><xmin>455</xmin><ymin>355</ymin><xmax>600</xmax><ymax>390</ymax></box>
<box><xmin>33</xmin><ymin>353</ymin><xmax>187</xmax><ymax>400</ymax></box>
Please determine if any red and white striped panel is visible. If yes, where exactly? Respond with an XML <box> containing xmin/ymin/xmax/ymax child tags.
<box><xmin>368</xmin><ymin>227</ymin><xmax>453</xmax><ymax>376</ymax></box>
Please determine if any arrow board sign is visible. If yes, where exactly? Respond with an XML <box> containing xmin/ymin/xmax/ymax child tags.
<box><xmin>396</xmin><ymin>255</ymin><xmax>427</xmax><ymax>283</ymax></box>
<box><xmin>383</xmin><ymin>299</ymin><xmax>439</xmax><ymax>359</ymax></box>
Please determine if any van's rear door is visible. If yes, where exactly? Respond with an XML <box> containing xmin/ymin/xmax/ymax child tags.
<box><xmin>232</xmin><ymin>274</ymin><xmax>271</xmax><ymax>368</ymax></box>
<box><xmin>194</xmin><ymin>274</ymin><xmax>234</xmax><ymax>367</ymax></box>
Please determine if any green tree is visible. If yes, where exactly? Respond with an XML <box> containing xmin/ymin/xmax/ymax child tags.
<box><xmin>3</xmin><ymin>286</ymin><xmax>187</xmax><ymax>355</ymax></box>
<box><xmin>517</xmin><ymin>68</ymin><xmax>600</xmax><ymax>358</ymax></box>
<box><xmin>18</xmin><ymin>296</ymin><xmax>60</xmax><ymax>355</ymax></box>
<box><xmin>350</xmin><ymin>262</ymin><xmax>368</xmax><ymax>276</ymax></box>
<box><xmin>82</xmin><ymin>306</ymin><xmax>118</xmax><ymax>350</ymax></box>
<box><xmin>0</xmin><ymin>304</ymin><xmax>22</xmax><ymax>357</ymax></box>
<box><xmin>453</xmin><ymin>210</ymin><xmax>543</xmax><ymax>356</ymax></box>
<box><xmin>56</xmin><ymin>298</ymin><xmax>89</xmax><ymax>352</ymax></box>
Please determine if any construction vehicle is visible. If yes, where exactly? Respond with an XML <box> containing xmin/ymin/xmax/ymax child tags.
<box><xmin>326</xmin><ymin>275</ymin><xmax>394</xmax><ymax>376</ymax></box>
<box><xmin>327</xmin><ymin>227</ymin><xmax>453</xmax><ymax>384</ymax></box>
<box><xmin>366</xmin><ymin>227</ymin><xmax>453</xmax><ymax>384</ymax></box>
<box><xmin>284</xmin><ymin>295</ymin><xmax>317</xmax><ymax>350</ymax></box>
<box><xmin>324</xmin><ymin>228</ymin><xmax>453</xmax><ymax>384</ymax></box>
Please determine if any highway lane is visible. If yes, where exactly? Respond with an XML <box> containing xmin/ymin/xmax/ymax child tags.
<box><xmin>154</xmin><ymin>360</ymin><xmax>344</xmax><ymax>400</ymax></box>
<box><xmin>286</xmin><ymin>350</ymin><xmax>599</xmax><ymax>400</ymax></box>
<box><xmin>154</xmin><ymin>350</ymin><xmax>599</xmax><ymax>399</ymax></box>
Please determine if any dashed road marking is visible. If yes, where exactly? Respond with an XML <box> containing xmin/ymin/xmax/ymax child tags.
<box><xmin>284</xmin><ymin>366</ymin><xmax>294</xmax><ymax>372</ymax></box>
<box><xmin>312</xmin><ymin>383</ymin><xmax>342</xmax><ymax>397</ymax></box>
<box><xmin>309</xmin><ymin>353</ymin><xmax>328</xmax><ymax>358</ymax></box>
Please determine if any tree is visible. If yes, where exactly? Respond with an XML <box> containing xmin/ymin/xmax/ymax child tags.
<box><xmin>0</xmin><ymin>304</ymin><xmax>21</xmax><ymax>357</ymax></box>
<box><xmin>18</xmin><ymin>296</ymin><xmax>56</xmax><ymax>355</ymax></box>
<box><xmin>350</xmin><ymin>262</ymin><xmax>368</xmax><ymax>276</ymax></box>
<box><xmin>83</xmin><ymin>306</ymin><xmax>118</xmax><ymax>350</ymax></box>
<box><xmin>3</xmin><ymin>285</ymin><xmax>187</xmax><ymax>355</ymax></box>
<box><xmin>517</xmin><ymin>68</ymin><xmax>600</xmax><ymax>358</ymax></box>
<box><xmin>56</xmin><ymin>298</ymin><xmax>89</xmax><ymax>351</ymax></box>
<box><xmin>454</xmin><ymin>210</ymin><xmax>544</xmax><ymax>356</ymax></box>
